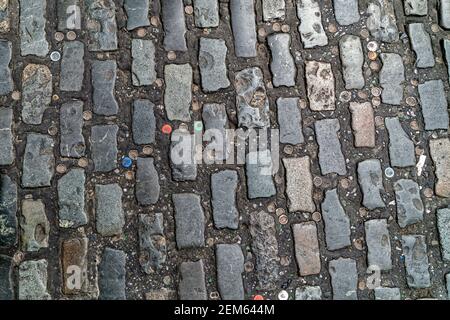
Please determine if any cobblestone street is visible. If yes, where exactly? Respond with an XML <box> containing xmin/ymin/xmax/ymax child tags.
<box><xmin>1</xmin><ymin>0</ymin><xmax>450</xmax><ymax>300</ymax></box>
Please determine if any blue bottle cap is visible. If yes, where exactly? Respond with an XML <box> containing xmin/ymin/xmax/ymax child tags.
<box><xmin>121</xmin><ymin>156</ymin><xmax>132</xmax><ymax>168</ymax></box>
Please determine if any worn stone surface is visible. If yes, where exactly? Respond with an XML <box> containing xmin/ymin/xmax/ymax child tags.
<box><xmin>202</xmin><ymin>103</ymin><xmax>228</xmax><ymax>161</ymax></box>
<box><xmin>98</xmin><ymin>248</ymin><xmax>126</xmax><ymax>300</ymax></box>
<box><xmin>170</xmin><ymin>129</ymin><xmax>197</xmax><ymax>181</ymax></box>
<box><xmin>230</xmin><ymin>0</ymin><xmax>257</xmax><ymax>57</ymax></box>
<box><xmin>357</xmin><ymin>159</ymin><xmax>385</xmax><ymax>210</ymax></box>
<box><xmin>60</xmin><ymin>100</ymin><xmax>85</xmax><ymax>158</ymax></box>
<box><xmin>408</xmin><ymin>23</ymin><xmax>435</xmax><ymax>68</ymax></box>
<box><xmin>340</xmin><ymin>35</ymin><xmax>364</xmax><ymax>89</ymax></box>
<box><xmin>365</xmin><ymin>219</ymin><xmax>392</xmax><ymax>270</ymax></box>
<box><xmin>350</xmin><ymin>102</ymin><xmax>375</xmax><ymax>148</ymax></box>
<box><xmin>124</xmin><ymin>0</ymin><xmax>150</xmax><ymax>30</ymax></box>
<box><xmin>86</xmin><ymin>0</ymin><xmax>118</xmax><ymax>51</ymax></box>
<box><xmin>268</xmin><ymin>33</ymin><xmax>296</xmax><ymax>87</ymax></box>
<box><xmin>61</xmin><ymin>237</ymin><xmax>88</xmax><ymax>295</ymax></box>
<box><xmin>60</xmin><ymin>41</ymin><xmax>84</xmax><ymax>92</ymax></box>
<box><xmin>283</xmin><ymin>157</ymin><xmax>315</xmax><ymax>213</ymax></box>
<box><xmin>380</xmin><ymin>53</ymin><xmax>404</xmax><ymax>105</ymax></box>
<box><xmin>401</xmin><ymin>235</ymin><xmax>431</xmax><ymax>288</ymax></box>
<box><xmin>277</xmin><ymin>97</ymin><xmax>304</xmax><ymax>145</ymax></box>
<box><xmin>57</xmin><ymin>0</ymin><xmax>81</xmax><ymax>30</ymax></box>
<box><xmin>262</xmin><ymin>0</ymin><xmax>285</xmax><ymax>21</ymax></box>
<box><xmin>445</xmin><ymin>40</ymin><xmax>450</xmax><ymax>81</ymax></box>
<box><xmin>91</xmin><ymin>125</ymin><xmax>118</xmax><ymax>172</ymax></box>
<box><xmin>193</xmin><ymin>0</ymin><xmax>219</xmax><ymax>28</ymax></box>
<box><xmin>164</xmin><ymin>64</ymin><xmax>192</xmax><ymax>121</ymax></box>
<box><xmin>18</xmin><ymin>259</ymin><xmax>51</xmax><ymax>300</ymax></box>
<box><xmin>293</xmin><ymin>222</ymin><xmax>321</xmax><ymax>276</ymax></box>
<box><xmin>447</xmin><ymin>274</ymin><xmax>450</xmax><ymax>299</ymax></box>
<box><xmin>366</xmin><ymin>0</ymin><xmax>399</xmax><ymax>43</ymax></box>
<box><xmin>333</xmin><ymin>0</ymin><xmax>360</xmax><ymax>25</ymax></box>
<box><xmin>211</xmin><ymin>170</ymin><xmax>239</xmax><ymax>229</ymax></box>
<box><xmin>0</xmin><ymin>175</ymin><xmax>16</xmax><ymax>247</ymax></box>
<box><xmin>295</xmin><ymin>286</ymin><xmax>322</xmax><ymax>300</ymax></box>
<box><xmin>58</xmin><ymin>169</ymin><xmax>87</xmax><ymax>228</ymax></box>
<box><xmin>145</xmin><ymin>288</ymin><xmax>176</xmax><ymax>300</ymax></box>
<box><xmin>441</xmin><ymin>0</ymin><xmax>450</xmax><ymax>29</ymax></box>
<box><xmin>136</xmin><ymin>157</ymin><xmax>160</xmax><ymax>205</ymax></box>
<box><xmin>235</xmin><ymin>67</ymin><xmax>270</xmax><ymax>129</ymax></box>
<box><xmin>418</xmin><ymin>80</ymin><xmax>449</xmax><ymax>131</ymax></box>
<box><xmin>315</xmin><ymin>119</ymin><xmax>346</xmax><ymax>175</ymax></box>
<box><xmin>305</xmin><ymin>61</ymin><xmax>335</xmax><ymax>111</ymax></box>
<box><xmin>0</xmin><ymin>255</ymin><xmax>13</xmax><ymax>299</ymax></box>
<box><xmin>385</xmin><ymin>117</ymin><xmax>415</xmax><ymax>168</ymax></box>
<box><xmin>95</xmin><ymin>184</ymin><xmax>124</xmax><ymax>236</ymax></box>
<box><xmin>246</xmin><ymin>150</ymin><xmax>276</xmax><ymax>199</ymax></box>
<box><xmin>199</xmin><ymin>38</ymin><xmax>230</xmax><ymax>92</ymax></box>
<box><xmin>20</xmin><ymin>199</ymin><xmax>49</xmax><ymax>252</ymax></box>
<box><xmin>19</xmin><ymin>0</ymin><xmax>49</xmax><ymax>57</ymax></box>
<box><xmin>132</xmin><ymin>39</ymin><xmax>156</xmax><ymax>86</ymax></box>
<box><xmin>249</xmin><ymin>211</ymin><xmax>279</xmax><ymax>290</ymax></box>
<box><xmin>161</xmin><ymin>0</ymin><xmax>187</xmax><ymax>51</ymax></box>
<box><xmin>394</xmin><ymin>179</ymin><xmax>424</xmax><ymax>228</ymax></box>
<box><xmin>0</xmin><ymin>0</ymin><xmax>10</xmax><ymax>32</ymax></box>
<box><xmin>404</xmin><ymin>0</ymin><xmax>427</xmax><ymax>16</ymax></box>
<box><xmin>0</xmin><ymin>40</ymin><xmax>13</xmax><ymax>95</ymax></box>
<box><xmin>0</xmin><ymin>107</ymin><xmax>13</xmax><ymax>165</ymax></box>
<box><xmin>21</xmin><ymin>64</ymin><xmax>52</xmax><ymax>125</ymax></box>
<box><xmin>322</xmin><ymin>189</ymin><xmax>351</xmax><ymax>251</ymax></box>
<box><xmin>329</xmin><ymin>258</ymin><xmax>358</xmax><ymax>300</ymax></box>
<box><xmin>216</xmin><ymin>244</ymin><xmax>244</xmax><ymax>300</ymax></box>
<box><xmin>296</xmin><ymin>0</ymin><xmax>328</xmax><ymax>48</ymax></box>
<box><xmin>22</xmin><ymin>134</ymin><xmax>54</xmax><ymax>188</ymax></box>
<box><xmin>92</xmin><ymin>60</ymin><xmax>118</xmax><ymax>116</ymax></box>
<box><xmin>430</xmin><ymin>138</ymin><xmax>450</xmax><ymax>198</ymax></box>
<box><xmin>173</xmin><ymin>193</ymin><xmax>205</xmax><ymax>249</ymax></box>
<box><xmin>132</xmin><ymin>99</ymin><xmax>155</xmax><ymax>145</ymax></box>
<box><xmin>437</xmin><ymin>207</ymin><xmax>450</xmax><ymax>261</ymax></box>
<box><xmin>374</xmin><ymin>287</ymin><xmax>401</xmax><ymax>300</ymax></box>
<box><xmin>139</xmin><ymin>213</ymin><xmax>166</xmax><ymax>273</ymax></box>
<box><xmin>178</xmin><ymin>260</ymin><xmax>207</xmax><ymax>300</ymax></box>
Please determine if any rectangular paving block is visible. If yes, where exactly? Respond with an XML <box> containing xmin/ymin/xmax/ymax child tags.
<box><xmin>124</xmin><ymin>0</ymin><xmax>150</xmax><ymax>30</ymax></box>
<box><xmin>262</xmin><ymin>0</ymin><xmax>285</xmax><ymax>21</ymax></box>
<box><xmin>161</xmin><ymin>0</ymin><xmax>187</xmax><ymax>51</ymax></box>
<box><xmin>202</xmin><ymin>103</ymin><xmax>229</xmax><ymax>161</ymax></box>
<box><xmin>445</xmin><ymin>40</ymin><xmax>450</xmax><ymax>81</ymax></box>
<box><xmin>57</xmin><ymin>0</ymin><xmax>81</xmax><ymax>30</ymax></box>
<box><xmin>132</xmin><ymin>39</ymin><xmax>156</xmax><ymax>86</ymax></box>
<box><xmin>401</xmin><ymin>235</ymin><xmax>431</xmax><ymax>288</ymax></box>
<box><xmin>366</xmin><ymin>0</ymin><xmax>399</xmax><ymax>42</ymax></box>
<box><xmin>0</xmin><ymin>40</ymin><xmax>13</xmax><ymax>95</ymax></box>
<box><xmin>230</xmin><ymin>0</ymin><xmax>257</xmax><ymax>57</ymax></box>
<box><xmin>139</xmin><ymin>213</ymin><xmax>166</xmax><ymax>274</ymax></box>
<box><xmin>350</xmin><ymin>102</ymin><xmax>375</xmax><ymax>148</ymax></box>
<box><xmin>136</xmin><ymin>157</ymin><xmax>160</xmax><ymax>205</ymax></box>
<box><xmin>193</xmin><ymin>0</ymin><xmax>219</xmax><ymax>28</ymax></box>
<box><xmin>216</xmin><ymin>244</ymin><xmax>244</xmax><ymax>300</ymax></box>
<box><xmin>340</xmin><ymin>35</ymin><xmax>364</xmax><ymax>89</ymax></box>
<box><xmin>440</xmin><ymin>0</ymin><xmax>450</xmax><ymax>29</ymax></box>
<box><xmin>283</xmin><ymin>156</ymin><xmax>315</xmax><ymax>213</ymax></box>
<box><xmin>20</xmin><ymin>199</ymin><xmax>50</xmax><ymax>252</ymax></box>
<box><xmin>418</xmin><ymin>80</ymin><xmax>449</xmax><ymax>130</ymax></box>
<box><xmin>173</xmin><ymin>193</ymin><xmax>205</xmax><ymax>249</ymax></box>
<box><xmin>357</xmin><ymin>159</ymin><xmax>385</xmax><ymax>210</ymax></box>
<box><xmin>394</xmin><ymin>179</ymin><xmax>424</xmax><ymax>228</ymax></box>
<box><xmin>305</xmin><ymin>61</ymin><xmax>335</xmax><ymax>111</ymax></box>
<box><xmin>0</xmin><ymin>107</ymin><xmax>13</xmax><ymax>165</ymax></box>
<box><xmin>430</xmin><ymin>138</ymin><xmax>450</xmax><ymax>198</ymax></box>
<box><xmin>293</xmin><ymin>222</ymin><xmax>321</xmax><ymax>276</ymax></box>
<box><xmin>61</xmin><ymin>237</ymin><xmax>88</xmax><ymax>295</ymax></box>
<box><xmin>164</xmin><ymin>64</ymin><xmax>192</xmax><ymax>121</ymax></box>
<box><xmin>0</xmin><ymin>0</ymin><xmax>10</xmax><ymax>32</ymax></box>
<box><xmin>409</xmin><ymin>23</ymin><xmax>435</xmax><ymax>68</ymax></box>
<box><xmin>380</xmin><ymin>53</ymin><xmax>404</xmax><ymax>105</ymax></box>
<box><xmin>385</xmin><ymin>117</ymin><xmax>415</xmax><ymax>167</ymax></box>
<box><xmin>246</xmin><ymin>150</ymin><xmax>276</xmax><ymax>199</ymax></box>
<box><xmin>277</xmin><ymin>97</ymin><xmax>304</xmax><ymax>145</ymax></box>
<box><xmin>22</xmin><ymin>134</ymin><xmax>55</xmax><ymax>188</ymax></box>
<box><xmin>19</xmin><ymin>0</ymin><xmax>49</xmax><ymax>57</ymax></box>
<box><xmin>98</xmin><ymin>248</ymin><xmax>126</xmax><ymax>300</ymax></box>
<box><xmin>374</xmin><ymin>287</ymin><xmax>401</xmax><ymax>300</ymax></box>
<box><xmin>199</xmin><ymin>38</ymin><xmax>230</xmax><ymax>92</ymax></box>
<box><xmin>86</xmin><ymin>0</ymin><xmax>118</xmax><ymax>51</ymax></box>
<box><xmin>365</xmin><ymin>219</ymin><xmax>392</xmax><ymax>270</ymax></box>
<box><xmin>91</xmin><ymin>125</ymin><xmax>118</xmax><ymax>172</ymax></box>
<box><xmin>0</xmin><ymin>175</ymin><xmax>17</xmax><ymax>247</ymax></box>
<box><xmin>404</xmin><ymin>0</ymin><xmax>427</xmax><ymax>16</ymax></box>
<box><xmin>132</xmin><ymin>99</ymin><xmax>155</xmax><ymax>145</ymax></box>
<box><xmin>268</xmin><ymin>33</ymin><xmax>296</xmax><ymax>87</ymax></box>
<box><xmin>91</xmin><ymin>60</ymin><xmax>119</xmax><ymax>116</ymax></box>
<box><xmin>60</xmin><ymin>41</ymin><xmax>85</xmax><ymax>91</ymax></box>
<box><xmin>329</xmin><ymin>258</ymin><xmax>358</xmax><ymax>300</ymax></box>
<box><xmin>170</xmin><ymin>129</ymin><xmax>197</xmax><ymax>181</ymax></box>
<box><xmin>0</xmin><ymin>255</ymin><xmax>13</xmax><ymax>299</ymax></box>
<box><xmin>295</xmin><ymin>286</ymin><xmax>322</xmax><ymax>300</ymax></box>
<box><xmin>334</xmin><ymin>0</ymin><xmax>360</xmax><ymax>25</ymax></box>
<box><xmin>321</xmin><ymin>189</ymin><xmax>351</xmax><ymax>251</ymax></box>
<box><xmin>437</xmin><ymin>207</ymin><xmax>450</xmax><ymax>261</ymax></box>
<box><xmin>58</xmin><ymin>169</ymin><xmax>87</xmax><ymax>228</ymax></box>
<box><xmin>296</xmin><ymin>0</ymin><xmax>328</xmax><ymax>48</ymax></box>
<box><xmin>95</xmin><ymin>184</ymin><xmax>124</xmax><ymax>236</ymax></box>
<box><xmin>315</xmin><ymin>119</ymin><xmax>346</xmax><ymax>175</ymax></box>
<box><xmin>19</xmin><ymin>259</ymin><xmax>51</xmax><ymax>300</ymax></box>
<box><xmin>211</xmin><ymin>170</ymin><xmax>239</xmax><ymax>229</ymax></box>
<box><xmin>178</xmin><ymin>260</ymin><xmax>207</xmax><ymax>300</ymax></box>
<box><xmin>60</xmin><ymin>100</ymin><xmax>85</xmax><ymax>158</ymax></box>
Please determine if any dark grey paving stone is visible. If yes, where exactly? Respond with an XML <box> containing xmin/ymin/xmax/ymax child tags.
<box><xmin>60</xmin><ymin>100</ymin><xmax>85</xmax><ymax>158</ymax></box>
<box><xmin>385</xmin><ymin>117</ymin><xmax>415</xmax><ymax>168</ymax></box>
<box><xmin>277</xmin><ymin>97</ymin><xmax>304</xmax><ymax>145</ymax></box>
<box><xmin>132</xmin><ymin>39</ymin><xmax>156</xmax><ymax>86</ymax></box>
<box><xmin>418</xmin><ymin>80</ymin><xmax>449</xmax><ymax>130</ymax></box>
<box><xmin>249</xmin><ymin>211</ymin><xmax>279</xmax><ymax>291</ymax></box>
<box><xmin>235</xmin><ymin>67</ymin><xmax>270</xmax><ymax>129</ymax></box>
<box><xmin>21</xmin><ymin>64</ymin><xmax>52</xmax><ymax>125</ymax></box>
<box><xmin>339</xmin><ymin>35</ymin><xmax>364</xmax><ymax>89</ymax></box>
<box><xmin>246</xmin><ymin>150</ymin><xmax>276</xmax><ymax>199</ymax></box>
<box><xmin>60</xmin><ymin>41</ymin><xmax>84</xmax><ymax>92</ymax></box>
<box><xmin>22</xmin><ymin>134</ymin><xmax>54</xmax><ymax>188</ymax></box>
<box><xmin>211</xmin><ymin>170</ymin><xmax>239</xmax><ymax>229</ymax></box>
<box><xmin>230</xmin><ymin>0</ymin><xmax>257</xmax><ymax>57</ymax></box>
<box><xmin>86</xmin><ymin>0</ymin><xmax>118</xmax><ymax>51</ymax></box>
<box><xmin>98</xmin><ymin>248</ymin><xmax>126</xmax><ymax>300</ymax></box>
<box><xmin>0</xmin><ymin>107</ymin><xmax>13</xmax><ymax>165</ymax></box>
<box><xmin>193</xmin><ymin>0</ymin><xmax>219</xmax><ymax>28</ymax></box>
<box><xmin>329</xmin><ymin>258</ymin><xmax>358</xmax><ymax>300</ymax></box>
<box><xmin>305</xmin><ymin>61</ymin><xmax>335</xmax><ymax>111</ymax></box>
<box><xmin>334</xmin><ymin>0</ymin><xmax>360</xmax><ymax>25</ymax></box>
<box><xmin>357</xmin><ymin>159</ymin><xmax>385</xmax><ymax>210</ymax></box>
<box><xmin>216</xmin><ymin>244</ymin><xmax>244</xmax><ymax>300</ymax></box>
<box><xmin>178</xmin><ymin>260</ymin><xmax>207</xmax><ymax>300</ymax></box>
<box><xmin>0</xmin><ymin>40</ymin><xmax>13</xmax><ymax>95</ymax></box>
<box><xmin>380</xmin><ymin>53</ymin><xmax>404</xmax><ymax>105</ymax></box>
<box><xmin>91</xmin><ymin>125</ymin><xmax>118</xmax><ymax>172</ymax></box>
<box><xmin>365</xmin><ymin>219</ymin><xmax>392</xmax><ymax>270</ymax></box>
<box><xmin>401</xmin><ymin>235</ymin><xmax>431</xmax><ymax>288</ymax></box>
<box><xmin>19</xmin><ymin>0</ymin><xmax>49</xmax><ymax>57</ymax></box>
<box><xmin>0</xmin><ymin>175</ymin><xmax>17</xmax><ymax>247</ymax></box>
<box><xmin>95</xmin><ymin>184</ymin><xmax>124</xmax><ymax>237</ymax></box>
<box><xmin>295</xmin><ymin>286</ymin><xmax>322</xmax><ymax>300</ymax></box>
<box><xmin>374</xmin><ymin>287</ymin><xmax>401</xmax><ymax>300</ymax></box>
<box><xmin>170</xmin><ymin>129</ymin><xmax>197</xmax><ymax>181</ymax></box>
<box><xmin>164</xmin><ymin>64</ymin><xmax>192</xmax><ymax>121</ymax></box>
<box><xmin>367</xmin><ymin>0</ymin><xmax>399</xmax><ymax>42</ymax></box>
<box><xmin>161</xmin><ymin>0</ymin><xmax>187</xmax><ymax>51</ymax></box>
<box><xmin>136</xmin><ymin>157</ymin><xmax>160</xmax><ymax>205</ymax></box>
<box><xmin>124</xmin><ymin>0</ymin><xmax>150</xmax><ymax>30</ymax></box>
<box><xmin>0</xmin><ymin>255</ymin><xmax>13</xmax><ymax>299</ymax></box>
<box><xmin>296</xmin><ymin>0</ymin><xmax>328</xmax><ymax>48</ymax></box>
<box><xmin>446</xmin><ymin>274</ymin><xmax>450</xmax><ymax>299</ymax></box>
<box><xmin>395</xmin><ymin>179</ymin><xmax>424</xmax><ymax>228</ymax></box>
<box><xmin>20</xmin><ymin>199</ymin><xmax>50</xmax><ymax>252</ymax></box>
<box><xmin>408</xmin><ymin>23</ymin><xmax>435</xmax><ymax>68</ymax></box>
<box><xmin>199</xmin><ymin>38</ymin><xmax>230</xmax><ymax>92</ymax></box>
<box><xmin>202</xmin><ymin>103</ymin><xmax>228</xmax><ymax>161</ymax></box>
<box><xmin>322</xmin><ymin>189</ymin><xmax>351</xmax><ymax>251</ymax></box>
<box><xmin>404</xmin><ymin>0</ymin><xmax>427</xmax><ymax>16</ymax></box>
<box><xmin>132</xmin><ymin>99</ymin><xmax>155</xmax><ymax>145</ymax></box>
<box><xmin>57</xmin><ymin>169</ymin><xmax>87</xmax><ymax>228</ymax></box>
<box><xmin>441</xmin><ymin>0</ymin><xmax>450</xmax><ymax>29</ymax></box>
<box><xmin>445</xmin><ymin>40</ymin><xmax>450</xmax><ymax>81</ymax></box>
<box><xmin>91</xmin><ymin>60</ymin><xmax>118</xmax><ymax>116</ymax></box>
<box><xmin>437</xmin><ymin>207</ymin><xmax>450</xmax><ymax>261</ymax></box>
<box><xmin>315</xmin><ymin>119</ymin><xmax>346</xmax><ymax>175</ymax></box>
<box><xmin>57</xmin><ymin>0</ymin><xmax>81</xmax><ymax>30</ymax></box>
<box><xmin>268</xmin><ymin>33</ymin><xmax>296</xmax><ymax>87</ymax></box>
<box><xmin>173</xmin><ymin>193</ymin><xmax>205</xmax><ymax>249</ymax></box>
<box><xmin>18</xmin><ymin>259</ymin><xmax>51</xmax><ymax>300</ymax></box>
<box><xmin>139</xmin><ymin>213</ymin><xmax>166</xmax><ymax>274</ymax></box>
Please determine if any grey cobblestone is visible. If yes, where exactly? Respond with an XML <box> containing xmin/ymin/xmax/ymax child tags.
<box><xmin>20</xmin><ymin>199</ymin><xmax>49</xmax><ymax>252</ymax></box>
<box><xmin>132</xmin><ymin>39</ymin><xmax>156</xmax><ymax>86</ymax></box>
<box><xmin>366</xmin><ymin>0</ymin><xmax>399</xmax><ymax>43</ymax></box>
<box><xmin>440</xmin><ymin>0</ymin><xmax>450</xmax><ymax>29</ymax></box>
<box><xmin>60</xmin><ymin>41</ymin><xmax>85</xmax><ymax>92</ymax></box>
<box><xmin>268</xmin><ymin>33</ymin><xmax>296</xmax><ymax>87</ymax></box>
<box><xmin>394</xmin><ymin>179</ymin><xmax>424</xmax><ymax>228</ymax></box>
<box><xmin>374</xmin><ymin>287</ymin><xmax>401</xmax><ymax>300</ymax></box>
<box><xmin>202</xmin><ymin>103</ymin><xmax>228</xmax><ymax>161</ymax></box>
<box><xmin>60</xmin><ymin>101</ymin><xmax>85</xmax><ymax>158</ymax></box>
<box><xmin>95</xmin><ymin>184</ymin><xmax>124</xmax><ymax>237</ymax></box>
<box><xmin>132</xmin><ymin>99</ymin><xmax>155</xmax><ymax>145</ymax></box>
<box><xmin>0</xmin><ymin>175</ymin><xmax>17</xmax><ymax>247</ymax></box>
<box><xmin>22</xmin><ymin>134</ymin><xmax>54</xmax><ymax>188</ymax></box>
<box><xmin>283</xmin><ymin>156</ymin><xmax>315</xmax><ymax>212</ymax></box>
<box><xmin>18</xmin><ymin>259</ymin><xmax>50</xmax><ymax>300</ymax></box>
<box><xmin>329</xmin><ymin>258</ymin><xmax>358</xmax><ymax>300</ymax></box>
<box><xmin>315</xmin><ymin>119</ymin><xmax>346</xmax><ymax>175</ymax></box>
<box><xmin>339</xmin><ymin>35</ymin><xmax>364</xmax><ymax>90</ymax></box>
<box><xmin>430</xmin><ymin>138</ymin><xmax>450</xmax><ymax>198</ymax></box>
<box><xmin>322</xmin><ymin>189</ymin><xmax>351</xmax><ymax>251</ymax></box>
<box><xmin>91</xmin><ymin>125</ymin><xmax>118</xmax><ymax>172</ymax></box>
<box><xmin>178</xmin><ymin>260</ymin><xmax>207</xmax><ymax>300</ymax></box>
<box><xmin>136</xmin><ymin>157</ymin><xmax>160</xmax><ymax>205</ymax></box>
<box><xmin>230</xmin><ymin>0</ymin><xmax>257</xmax><ymax>57</ymax></box>
<box><xmin>0</xmin><ymin>0</ymin><xmax>9</xmax><ymax>32</ymax></box>
<box><xmin>262</xmin><ymin>0</ymin><xmax>285</xmax><ymax>21</ymax></box>
<box><xmin>124</xmin><ymin>0</ymin><xmax>150</xmax><ymax>31</ymax></box>
<box><xmin>437</xmin><ymin>207</ymin><xmax>450</xmax><ymax>261</ymax></box>
<box><xmin>305</xmin><ymin>61</ymin><xmax>335</xmax><ymax>111</ymax></box>
<box><xmin>365</xmin><ymin>219</ymin><xmax>392</xmax><ymax>270</ymax></box>
<box><xmin>357</xmin><ymin>159</ymin><xmax>385</xmax><ymax>210</ymax></box>
<box><xmin>98</xmin><ymin>248</ymin><xmax>126</xmax><ymax>300</ymax></box>
<box><xmin>418</xmin><ymin>80</ymin><xmax>449</xmax><ymax>130</ymax></box>
<box><xmin>296</xmin><ymin>0</ymin><xmax>328</xmax><ymax>48</ymax></box>
<box><xmin>0</xmin><ymin>40</ymin><xmax>12</xmax><ymax>95</ymax></box>
<box><xmin>92</xmin><ymin>60</ymin><xmax>118</xmax><ymax>116</ymax></box>
<box><xmin>170</xmin><ymin>129</ymin><xmax>197</xmax><ymax>181</ymax></box>
<box><xmin>401</xmin><ymin>235</ymin><xmax>431</xmax><ymax>288</ymax></box>
<box><xmin>385</xmin><ymin>117</ymin><xmax>415</xmax><ymax>168</ymax></box>
<box><xmin>139</xmin><ymin>213</ymin><xmax>166</xmax><ymax>273</ymax></box>
<box><xmin>199</xmin><ymin>38</ymin><xmax>230</xmax><ymax>92</ymax></box>
<box><xmin>0</xmin><ymin>107</ymin><xmax>13</xmax><ymax>165</ymax></box>
<box><xmin>333</xmin><ymin>0</ymin><xmax>360</xmax><ymax>25</ymax></box>
<box><xmin>86</xmin><ymin>0</ymin><xmax>118</xmax><ymax>52</ymax></box>
<box><xmin>246</xmin><ymin>150</ymin><xmax>276</xmax><ymax>199</ymax></box>
<box><xmin>164</xmin><ymin>64</ymin><xmax>192</xmax><ymax>121</ymax></box>
<box><xmin>19</xmin><ymin>0</ymin><xmax>49</xmax><ymax>57</ymax></box>
<box><xmin>408</xmin><ymin>23</ymin><xmax>435</xmax><ymax>68</ymax></box>
<box><xmin>277</xmin><ymin>97</ymin><xmax>304</xmax><ymax>145</ymax></box>
<box><xmin>380</xmin><ymin>53</ymin><xmax>404</xmax><ymax>105</ymax></box>
<box><xmin>0</xmin><ymin>255</ymin><xmax>13</xmax><ymax>299</ymax></box>
<box><xmin>173</xmin><ymin>193</ymin><xmax>205</xmax><ymax>249</ymax></box>
<box><xmin>295</xmin><ymin>286</ymin><xmax>322</xmax><ymax>300</ymax></box>
<box><xmin>211</xmin><ymin>170</ymin><xmax>239</xmax><ymax>230</ymax></box>
<box><xmin>161</xmin><ymin>0</ymin><xmax>187</xmax><ymax>52</ymax></box>
<box><xmin>57</xmin><ymin>0</ymin><xmax>81</xmax><ymax>31</ymax></box>
<box><xmin>193</xmin><ymin>0</ymin><xmax>219</xmax><ymax>28</ymax></box>
<box><xmin>216</xmin><ymin>244</ymin><xmax>244</xmax><ymax>300</ymax></box>
<box><xmin>404</xmin><ymin>0</ymin><xmax>427</xmax><ymax>16</ymax></box>
<box><xmin>57</xmin><ymin>169</ymin><xmax>87</xmax><ymax>228</ymax></box>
